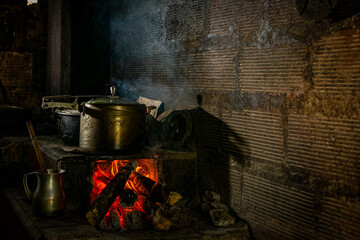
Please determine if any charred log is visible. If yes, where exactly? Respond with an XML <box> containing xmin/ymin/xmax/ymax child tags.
<box><xmin>119</xmin><ymin>189</ymin><xmax>138</xmax><ymax>208</ymax></box>
<box><xmin>86</xmin><ymin>161</ymin><xmax>138</xmax><ymax>227</ymax></box>
<box><xmin>126</xmin><ymin>172</ymin><xmax>183</xmax><ymax>206</ymax></box>
<box><xmin>126</xmin><ymin>172</ymin><xmax>157</xmax><ymax>197</ymax></box>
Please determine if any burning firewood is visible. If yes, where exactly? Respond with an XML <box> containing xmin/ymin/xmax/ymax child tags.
<box><xmin>119</xmin><ymin>189</ymin><xmax>138</xmax><ymax>208</ymax></box>
<box><xmin>126</xmin><ymin>172</ymin><xmax>182</xmax><ymax>207</ymax></box>
<box><xmin>86</xmin><ymin>161</ymin><xmax>138</xmax><ymax>227</ymax></box>
<box><xmin>126</xmin><ymin>172</ymin><xmax>157</xmax><ymax>197</ymax></box>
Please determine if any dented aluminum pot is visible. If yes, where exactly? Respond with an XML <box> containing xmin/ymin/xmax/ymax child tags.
<box><xmin>79</xmin><ymin>97</ymin><xmax>152</xmax><ymax>153</ymax></box>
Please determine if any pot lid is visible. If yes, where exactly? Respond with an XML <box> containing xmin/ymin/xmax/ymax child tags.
<box><xmin>87</xmin><ymin>96</ymin><xmax>140</xmax><ymax>106</ymax></box>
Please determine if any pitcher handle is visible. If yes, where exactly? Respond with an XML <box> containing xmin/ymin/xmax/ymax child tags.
<box><xmin>23</xmin><ymin>172</ymin><xmax>37</xmax><ymax>200</ymax></box>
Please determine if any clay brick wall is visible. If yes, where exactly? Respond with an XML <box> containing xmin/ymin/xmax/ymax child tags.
<box><xmin>0</xmin><ymin>51</ymin><xmax>46</xmax><ymax>112</ymax></box>
<box><xmin>109</xmin><ymin>1</ymin><xmax>360</xmax><ymax>239</ymax></box>
<box><xmin>0</xmin><ymin>1</ymin><xmax>47</xmax><ymax>113</ymax></box>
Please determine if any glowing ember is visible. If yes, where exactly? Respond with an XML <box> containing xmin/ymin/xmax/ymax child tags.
<box><xmin>90</xmin><ymin>159</ymin><xmax>157</xmax><ymax>228</ymax></box>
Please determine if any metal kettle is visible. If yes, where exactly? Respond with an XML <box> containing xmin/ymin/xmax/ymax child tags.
<box><xmin>23</xmin><ymin>168</ymin><xmax>66</xmax><ymax>216</ymax></box>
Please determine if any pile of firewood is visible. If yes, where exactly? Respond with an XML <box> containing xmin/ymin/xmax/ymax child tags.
<box><xmin>86</xmin><ymin>161</ymin><xmax>191</xmax><ymax>231</ymax></box>
<box><xmin>86</xmin><ymin>161</ymin><xmax>139</xmax><ymax>227</ymax></box>
<box><xmin>86</xmin><ymin>161</ymin><xmax>238</xmax><ymax>231</ymax></box>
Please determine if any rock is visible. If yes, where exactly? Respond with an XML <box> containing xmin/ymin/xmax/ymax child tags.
<box><xmin>166</xmin><ymin>191</ymin><xmax>182</xmax><ymax>206</ymax></box>
<box><xmin>204</xmin><ymin>190</ymin><xmax>221</xmax><ymax>202</ymax></box>
<box><xmin>98</xmin><ymin>218</ymin><xmax>110</xmax><ymax>230</ymax></box>
<box><xmin>201</xmin><ymin>201</ymin><xmax>212</xmax><ymax>213</ymax></box>
<box><xmin>209</xmin><ymin>209</ymin><xmax>235</xmax><ymax>227</ymax></box>
<box><xmin>152</xmin><ymin>209</ymin><xmax>171</xmax><ymax>231</ymax></box>
<box><xmin>142</xmin><ymin>199</ymin><xmax>159</xmax><ymax>216</ymax></box>
<box><xmin>170</xmin><ymin>209</ymin><xmax>199</xmax><ymax>230</ymax></box>
<box><xmin>109</xmin><ymin>210</ymin><xmax>122</xmax><ymax>230</ymax></box>
<box><xmin>210</xmin><ymin>200</ymin><xmax>228</xmax><ymax>211</ymax></box>
<box><xmin>123</xmin><ymin>210</ymin><xmax>145</xmax><ymax>230</ymax></box>
<box><xmin>98</xmin><ymin>210</ymin><xmax>123</xmax><ymax>230</ymax></box>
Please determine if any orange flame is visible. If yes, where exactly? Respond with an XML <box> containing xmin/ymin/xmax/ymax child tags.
<box><xmin>90</xmin><ymin>159</ymin><xmax>156</xmax><ymax>228</ymax></box>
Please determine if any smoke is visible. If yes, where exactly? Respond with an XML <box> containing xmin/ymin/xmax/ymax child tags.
<box><xmin>111</xmin><ymin>76</ymin><xmax>195</xmax><ymax>110</ymax></box>
<box><xmin>110</xmin><ymin>0</ymin><xmax>170</xmax><ymax>59</ymax></box>
<box><xmin>109</xmin><ymin>0</ymin><xmax>196</xmax><ymax>109</ymax></box>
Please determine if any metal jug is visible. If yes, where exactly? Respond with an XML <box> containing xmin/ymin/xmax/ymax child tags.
<box><xmin>23</xmin><ymin>168</ymin><xmax>66</xmax><ymax>216</ymax></box>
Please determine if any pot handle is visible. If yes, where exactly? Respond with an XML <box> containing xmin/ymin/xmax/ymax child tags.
<box><xmin>146</xmin><ymin>106</ymin><xmax>156</xmax><ymax>115</ymax></box>
<box><xmin>23</xmin><ymin>172</ymin><xmax>37</xmax><ymax>200</ymax></box>
<box><xmin>79</xmin><ymin>102</ymin><xmax>85</xmax><ymax>113</ymax></box>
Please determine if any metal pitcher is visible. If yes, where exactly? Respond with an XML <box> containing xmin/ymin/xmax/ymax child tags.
<box><xmin>23</xmin><ymin>168</ymin><xmax>66</xmax><ymax>216</ymax></box>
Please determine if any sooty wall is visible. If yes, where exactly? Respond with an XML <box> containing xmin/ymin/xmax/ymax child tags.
<box><xmin>107</xmin><ymin>1</ymin><xmax>360</xmax><ymax>239</ymax></box>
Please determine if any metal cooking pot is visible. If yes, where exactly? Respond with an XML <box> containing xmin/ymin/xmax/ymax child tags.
<box><xmin>79</xmin><ymin>97</ymin><xmax>153</xmax><ymax>153</ymax></box>
<box><xmin>56</xmin><ymin>109</ymin><xmax>80</xmax><ymax>146</ymax></box>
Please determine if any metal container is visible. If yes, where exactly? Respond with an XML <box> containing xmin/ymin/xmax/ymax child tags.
<box><xmin>23</xmin><ymin>168</ymin><xmax>66</xmax><ymax>216</ymax></box>
<box><xmin>57</xmin><ymin>109</ymin><xmax>80</xmax><ymax>146</ymax></box>
<box><xmin>79</xmin><ymin>97</ymin><xmax>151</xmax><ymax>153</ymax></box>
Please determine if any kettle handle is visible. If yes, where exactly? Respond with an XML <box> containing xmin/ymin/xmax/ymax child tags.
<box><xmin>23</xmin><ymin>172</ymin><xmax>37</xmax><ymax>200</ymax></box>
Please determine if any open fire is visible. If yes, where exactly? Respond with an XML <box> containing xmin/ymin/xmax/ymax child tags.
<box><xmin>89</xmin><ymin>159</ymin><xmax>158</xmax><ymax>229</ymax></box>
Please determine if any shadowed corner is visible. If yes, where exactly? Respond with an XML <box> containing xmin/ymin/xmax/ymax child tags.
<box><xmin>192</xmin><ymin>94</ymin><xmax>249</xmax><ymax>167</ymax></box>
<box><xmin>0</xmin><ymin>191</ymin><xmax>33</xmax><ymax>240</ymax></box>
<box><xmin>144</xmin><ymin>92</ymin><xmax>252</xmax><ymax>236</ymax></box>
<box><xmin>188</xmin><ymin>94</ymin><xmax>252</xmax><ymax>235</ymax></box>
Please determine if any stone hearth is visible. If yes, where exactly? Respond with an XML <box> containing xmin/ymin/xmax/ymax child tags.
<box><xmin>0</xmin><ymin>136</ymin><xmax>251</xmax><ymax>239</ymax></box>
